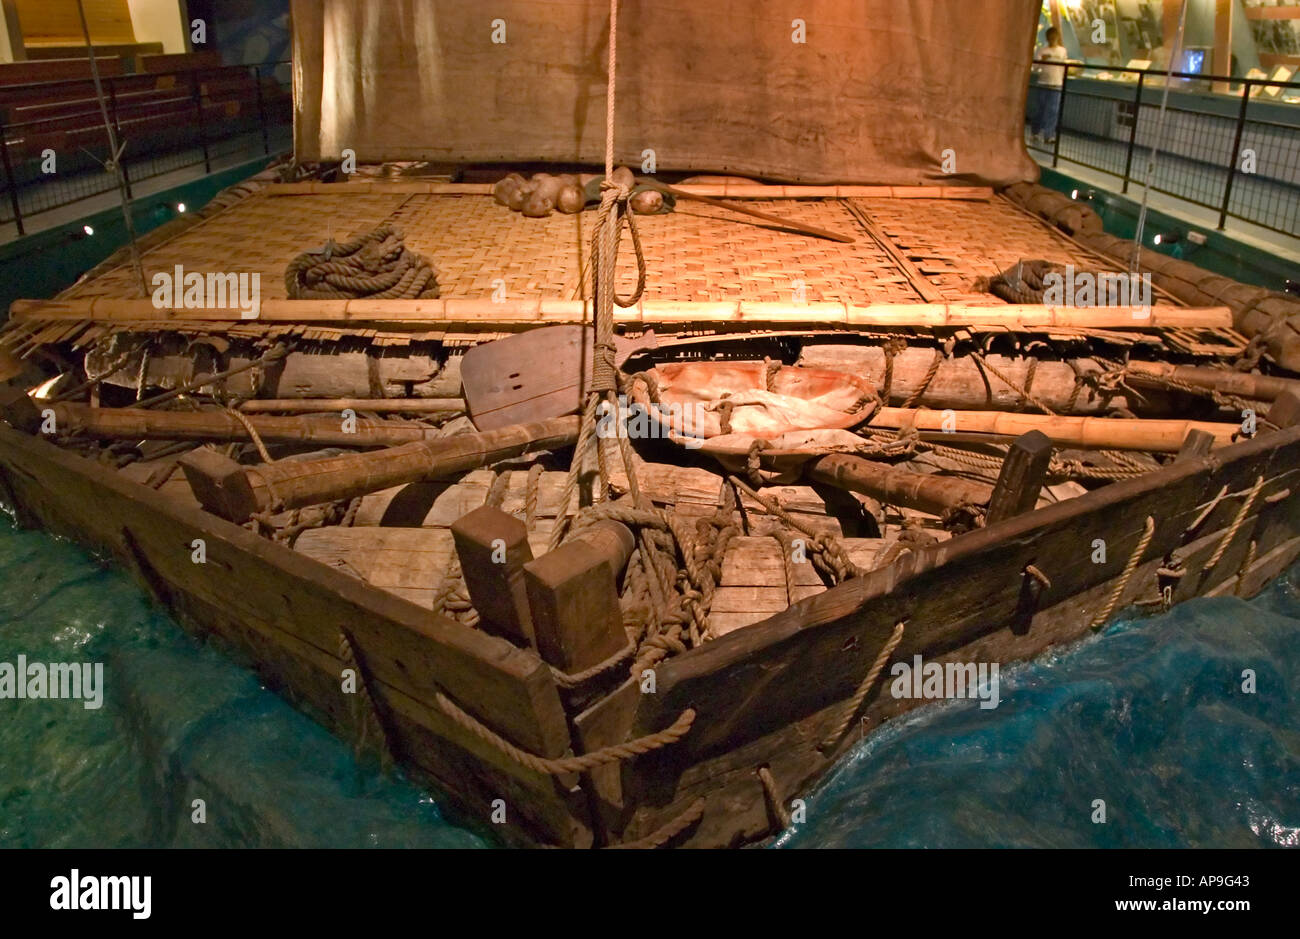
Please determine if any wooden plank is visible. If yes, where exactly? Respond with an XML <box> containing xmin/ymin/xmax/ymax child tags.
<box><xmin>293</xmin><ymin>527</ymin><xmax>454</xmax><ymax>609</ymax></box>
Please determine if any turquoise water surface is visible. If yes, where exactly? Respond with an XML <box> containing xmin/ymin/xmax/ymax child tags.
<box><xmin>1</xmin><ymin>509</ymin><xmax>1296</xmax><ymax>849</ymax></box>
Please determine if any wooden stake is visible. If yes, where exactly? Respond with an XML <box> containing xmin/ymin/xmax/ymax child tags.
<box><xmin>451</xmin><ymin>506</ymin><xmax>535</xmax><ymax>647</ymax></box>
<box><xmin>523</xmin><ymin>520</ymin><xmax>634</xmax><ymax>674</ymax></box>
<box><xmin>1174</xmin><ymin>428</ymin><xmax>1217</xmax><ymax>462</ymax></box>
<box><xmin>986</xmin><ymin>431</ymin><xmax>1053</xmax><ymax>524</ymax></box>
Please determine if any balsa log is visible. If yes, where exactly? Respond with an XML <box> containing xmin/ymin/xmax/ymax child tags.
<box><xmin>45</xmin><ymin>403</ymin><xmax>445</xmax><ymax>448</ymax></box>
<box><xmin>1123</xmin><ymin>362</ymin><xmax>1300</xmax><ymax>402</ymax></box>
<box><xmin>181</xmin><ymin>416</ymin><xmax>579</xmax><ymax>522</ymax></box>
<box><xmin>805</xmin><ymin>453</ymin><xmax>992</xmax><ymax>518</ymax></box>
<box><xmin>869</xmin><ymin>407</ymin><xmax>1239</xmax><ymax>452</ymax></box>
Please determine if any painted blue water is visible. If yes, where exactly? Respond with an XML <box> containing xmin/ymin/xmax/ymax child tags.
<box><xmin>2</xmin><ymin>509</ymin><xmax>1297</xmax><ymax>849</ymax></box>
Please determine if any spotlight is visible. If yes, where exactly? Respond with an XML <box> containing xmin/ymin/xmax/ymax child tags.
<box><xmin>1071</xmin><ymin>189</ymin><xmax>1079</xmax><ymax>199</ymax></box>
<box><xmin>1152</xmin><ymin>234</ymin><xmax>1161</xmax><ymax>245</ymax></box>
<box><xmin>83</xmin><ymin>225</ymin><xmax>94</xmax><ymax>236</ymax></box>
<box><xmin>176</xmin><ymin>203</ymin><xmax>187</xmax><ymax>213</ymax></box>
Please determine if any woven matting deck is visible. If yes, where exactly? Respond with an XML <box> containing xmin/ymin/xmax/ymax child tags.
<box><xmin>63</xmin><ymin>192</ymin><xmax>1112</xmax><ymax>305</ymax></box>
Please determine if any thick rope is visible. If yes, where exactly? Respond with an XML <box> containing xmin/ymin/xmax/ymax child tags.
<box><xmin>434</xmin><ymin>691</ymin><xmax>694</xmax><ymax>775</ymax></box>
<box><xmin>225</xmin><ymin>406</ymin><xmax>273</xmax><ymax>463</ymax></box>
<box><xmin>608</xmin><ymin>799</ymin><xmax>705</xmax><ymax>849</ymax></box>
<box><xmin>285</xmin><ymin>224</ymin><xmax>439</xmax><ymax>300</ymax></box>
<box><xmin>1090</xmin><ymin>515</ymin><xmax>1156</xmax><ymax>629</ymax></box>
<box><xmin>1204</xmin><ymin>476</ymin><xmax>1264</xmax><ymax>573</ymax></box>
<box><xmin>338</xmin><ymin>628</ymin><xmax>394</xmax><ymax>771</ymax></box>
<box><xmin>819</xmin><ymin>622</ymin><xmax>906</xmax><ymax>751</ymax></box>
<box><xmin>969</xmin><ymin>348</ymin><xmax>1057</xmax><ymax>415</ymax></box>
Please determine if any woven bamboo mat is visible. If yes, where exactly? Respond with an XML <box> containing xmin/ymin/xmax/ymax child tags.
<box><xmin>62</xmin><ymin>192</ymin><xmax>1099</xmax><ymax>305</ymax></box>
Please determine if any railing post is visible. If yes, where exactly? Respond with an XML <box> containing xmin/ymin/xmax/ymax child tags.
<box><xmin>0</xmin><ymin>110</ymin><xmax>24</xmax><ymax>237</ymax></box>
<box><xmin>1051</xmin><ymin>68</ymin><xmax>1067</xmax><ymax>169</ymax></box>
<box><xmin>1218</xmin><ymin>79</ymin><xmax>1251</xmax><ymax>231</ymax></box>
<box><xmin>191</xmin><ymin>68</ymin><xmax>212</xmax><ymax>174</ymax></box>
<box><xmin>253</xmin><ymin>64</ymin><xmax>270</xmax><ymax>155</ymax></box>
<box><xmin>1121</xmin><ymin>70</ymin><xmax>1144</xmax><ymax>194</ymax></box>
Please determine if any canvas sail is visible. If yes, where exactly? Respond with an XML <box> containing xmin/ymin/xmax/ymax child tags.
<box><xmin>291</xmin><ymin>0</ymin><xmax>1040</xmax><ymax>186</ymax></box>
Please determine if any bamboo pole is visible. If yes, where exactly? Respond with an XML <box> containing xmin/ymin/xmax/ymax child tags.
<box><xmin>49</xmin><ymin>403</ymin><xmax>445</xmax><ymax>447</ymax></box>
<box><xmin>181</xmin><ymin>416</ymin><xmax>580</xmax><ymax>522</ymax></box>
<box><xmin>8</xmin><ymin>298</ymin><xmax>1233</xmax><ymax>330</ymax></box>
<box><xmin>869</xmin><ymin>407</ymin><xmax>1239</xmax><ymax>452</ymax></box>
<box><xmin>238</xmin><ymin>398</ymin><xmax>466</xmax><ymax>414</ymax></box>
<box><xmin>260</xmin><ymin>182</ymin><xmax>995</xmax><ymax>200</ymax></box>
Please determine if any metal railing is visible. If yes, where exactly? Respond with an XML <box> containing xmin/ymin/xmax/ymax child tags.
<box><xmin>1026</xmin><ymin>61</ymin><xmax>1300</xmax><ymax>238</ymax></box>
<box><xmin>0</xmin><ymin>60</ymin><xmax>292</xmax><ymax>237</ymax></box>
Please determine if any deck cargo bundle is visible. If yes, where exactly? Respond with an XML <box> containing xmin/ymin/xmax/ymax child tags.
<box><xmin>3</xmin><ymin>0</ymin><xmax>1300</xmax><ymax>848</ymax></box>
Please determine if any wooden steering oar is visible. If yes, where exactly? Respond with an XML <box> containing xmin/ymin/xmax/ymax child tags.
<box><xmin>634</xmin><ymin>176</ymin><xmax>856</xmax><ymax>244</ymax></box>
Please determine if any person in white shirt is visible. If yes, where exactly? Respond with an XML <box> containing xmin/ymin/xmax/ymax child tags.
<box><xmin>1030</xmin><ymin>27</ymin><xmax>1069</xmax><ymax>144</ymax></box>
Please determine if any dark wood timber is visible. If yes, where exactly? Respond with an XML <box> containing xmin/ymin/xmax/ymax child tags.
<box><xmin>182</xmin><ymin>416</ymin><xmax>580</xmax><ymax>522</ymax></box>
<box><xmin>985</xmin><ymin>430</ymin><xmax>1053</xmax><ymax>524</ymax></box>
<box><xmin>452</xmin><ymin>505</ymin><xmax>536</xmax><ymax>647</ymax></box>
<box><xmin>1266</xmin><ymin>389</ymin><xmax>1300</xmax><ymax>429</ymax></box>
<box><xmin>523</xmin><ymin>520</ymin><xmax>634</xmax><ymax>674</ymax></box>
<box><xmin>48</xmin><ymin>402</ymin><xmax>446</xmax><ymax>447</ymax></box>
<box><xmin>806</xmin><ymin>453</ymin><xmax>992</xmax><ymax>517</ymax></box>
<box><xmin>0</xmin><ymin>383</ymin><xmax>42</xmax><ymax>433</ymax></box>
<box><xmin>1175</xmin><ymin>428</ymin><xmax>1217</xmax><ymax>462</ymax></box>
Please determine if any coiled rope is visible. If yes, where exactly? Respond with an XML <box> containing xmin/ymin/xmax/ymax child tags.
<box><xmin>285</xmin><ymin>223</ymin><xmax>440</xmax><ymax>300</ymax></box>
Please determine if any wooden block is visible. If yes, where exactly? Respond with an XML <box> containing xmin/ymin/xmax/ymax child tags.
<box><xmin>451</xmin><ymin>505</ymin><xmax>535</xmax><ymax>646</ymax></box>
<box><xmin>1266</xmin><ymin>390</ymin><xmax>1300</xmax><ymax>429</ymax></box>
<box><xmin>523</xmin><ymin>521</ymin><xmax>633</xmax><ymax>673</ymax></box>
<box><xmin>986</xmin><ymin>430</ymin><xmax>1053</xmax><ymax>525</ymax></box>
<box><xmin>0</xmin><ymin>383</ymin><xmax>41</xmax><ymax>434</ymax></box>
<box><xmin>1175</xmin><ymin>428</ymin><xmax>1217</xmax><ymax>462</ymax></box>
<box><xmin>294</xmin><ymin>527</ymin><xmax>454</xmax><ymax>609</ymax></box>
<box><xmin>179</xmin><ymin>449</ymin><xmax>259</xmax><ymax>522</ymax></box>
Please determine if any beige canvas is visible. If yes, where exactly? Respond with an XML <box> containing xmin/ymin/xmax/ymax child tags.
<box><xmin>292</xmin><ymin>0</ymin><xmax>1041</xmax><ymax>186</ymax></box>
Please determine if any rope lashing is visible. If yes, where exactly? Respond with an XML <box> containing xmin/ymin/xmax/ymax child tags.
<box><xmin>607</xmin><ymin>799</ymin><xmax>706</xmax><ymax>850</ymax></box>
<box><xmin>819</xmin><ymin>622</ymin><xmax>906</xmax><ymax>752</ymax></box>
<box><xmin>548</xmin><ymin>639</ymin><xmax>636</xmax><ymax>689</ymax></box>
<box><xmin>757</xmin><ymin>766</ymin><xmax>792</xmax><ymax>830</ymax></box>
<box><xmin>338</xmin><ymin>628</ymin><xmax>394</xmax><ymax>771</ymax></box>
<box><xmin>1025</xmin><ymin>564</ymin><xmax>1052</xmax><ymax>590</ymax></box>
<box><xmin>225</xmin><ymin>406</ymin><xmax>273</xmax><ymax>463</ymax></box>
<box><xmin>968</xmin><ymin>348</ymin><xmax>1058</xmax><ymax>416</ymax></box>
<box><xmin>1204</xmin><ymin>475</ymin><xmax>1264</xmax><ymax>573</ymax></box>
<box><xmin>285</xmin><ymin>224</ymin><xmax>440</xmax><ymax>300</ymax></box>
<box><xmin>729</xmin><ymin>475</ymin><xmax>865</xmax><ymax>585</ymax></box>
<box><xmin>900</xmin><ymin>341</ymin><xmax>952</xmax><ymax>409</ymax></box>
<box><xmin>1090</xmin><ymin>515</ymin><xmax>1156</xmax><ymax>630</ymax></box>
<box><xmin>434</xmin><ymin>690</ymin><xmax>694</xmax><ymax>776</ymax></box>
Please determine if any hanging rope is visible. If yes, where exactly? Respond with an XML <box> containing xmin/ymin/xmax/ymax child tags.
<box><xmin>819</xmin><ymin>622</ymin><xmax>906</xmax><ymax>751</ymax></box>
<box><xmin>1090</xmin><ymin>515</ymin><xmax>1156</xmax><ymax>630</ymax></box>
<box><xmin>1204</xmin><ymin>476</ymin><xmax>1264</xmax><ymax>573</ymax></box>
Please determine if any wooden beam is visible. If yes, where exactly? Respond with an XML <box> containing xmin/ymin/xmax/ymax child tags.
<box><xmin>239</xmin><ymin>398</ymin><xmax>466</xmax><ymax>415</ymax></box>
<box><xmin>181</xmin><ymin>416</ymin><xmax>579</xmax><ymax>523</ymax></box>
<box><xmin>523</xmin><ymin>520</ymin><xmax>634</xmax><ymax>674</ymax></box>
<box><xmin>452</xmin><ymin>506</ymin><xmax>535</xmax><ymax>647</ymax></box>
<box><xmin>986</xmin><ymin>431</ymin><xmax>1053</xmax><ymax>524</ymax></box>
<box><xmin>805</xmin><ymin>453</ymin><xmax>992</xmax><ymax>518</ymax></box>
<box><xmin>1175</xmin><ymin>428</ymin><xmax>1217</xmax><ymax>462</ymax></box>
<box><xmin>260</xmin><ymin>182</ymin><xmax>995</xmax><ymax>200</ymax></box>
<box><xmin>7</xmin><ymin>298</ymin><xmax>1233</xmax><ymax>331</ymax></box>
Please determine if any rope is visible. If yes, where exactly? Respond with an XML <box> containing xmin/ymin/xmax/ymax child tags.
<box><xmin>548</xmin><ymin>640</ymin><xmax>636</xmax><ymax>689</ymax></box>
<box><xmin>1090</xmin><ymin>515</ymin><xmax>1156</xmax><ymax>630</ymax></box>
<box><xmin>225</xmin><ymin>406</ymin><xmax>273</xmax><ymax>463</ymax></box>
<box><xmin>901</xmin><ymin>345</ymin><xmax>946</xmax><ymax>409</ymax></box>
<box><xmin>819</xmin><ymin>622</ymin><xmax>905</xmax><ymax>751</ymax></box>
<box><xmin>285</xmin><ymin>224</ymin><xmax>439</xmax><ymax>300</ymax></box>
<box><xmin>729</xmin><ymin>475</ymin><xmax>864</xmax><ymax>585</ymax></box>
<box><xmin>1204</xmin><ymin>476</ymin><xmax>1264</xmax><ymax>573</ymax></box>
<box><xmin>1025</xmin><ymin>564</ymin><xmax>1052</xmax><ymax>589</ymax></box>
<box><xmin>338</xmin><ymin>628</ymin><xmax>393</xmax><ymax>771</ymax></box>
<box><xmin>434</xmin><ymin>690</ymin><xmax>694</xmax><ymax>775</ymax></box>
<box><xmin>608</xmin><ymin>799</ymin><xmax>705</xmax><ymax>849</ymax></box>
<box><xmin>1235</xmin><ymin>540</ymin><xmax>1258</xmax><ymax>597</ymax></box>
<box><xmin>969</xmin><ymin>349</ymin><xmax>1057</xmax><ymax>415</ymax></box>
<box><xmin>758</xmin><ymin>766</ymin><xmax>792</xmax><ymax>830</ymax></box>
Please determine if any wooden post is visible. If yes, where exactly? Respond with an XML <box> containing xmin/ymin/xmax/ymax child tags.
<box><xmin>178</xmin><ymin>449</ymin><xmax>259</xmax><ymax>523</ymax></box>
<box><xmin>986</xmin><ymin>430</ymin><xmax>1053</xmax><ymax>524</ymax></box>
<box><xmin>1266</xmin><ymin>390</ymin><xmax>1300</xmax><ymax>429</ymax></box>
<box><xmin>523</xmin><ymin>521</ymin><xmax>634</xmax><ymax>675</ymax></box>
<box><xmin>451</xmin><ymin>506</ymin><xmax>535</xmax><ymax>647</ymax></box>
<box><xmin>0</xmin><ymin>383</ymin><xmax>41</xmax><ymax>434</ymax></box>
<box><xmin>1174</xmin><ymin>428</ymin><xmax>1217</xmax><ymax>462</ymax></box>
